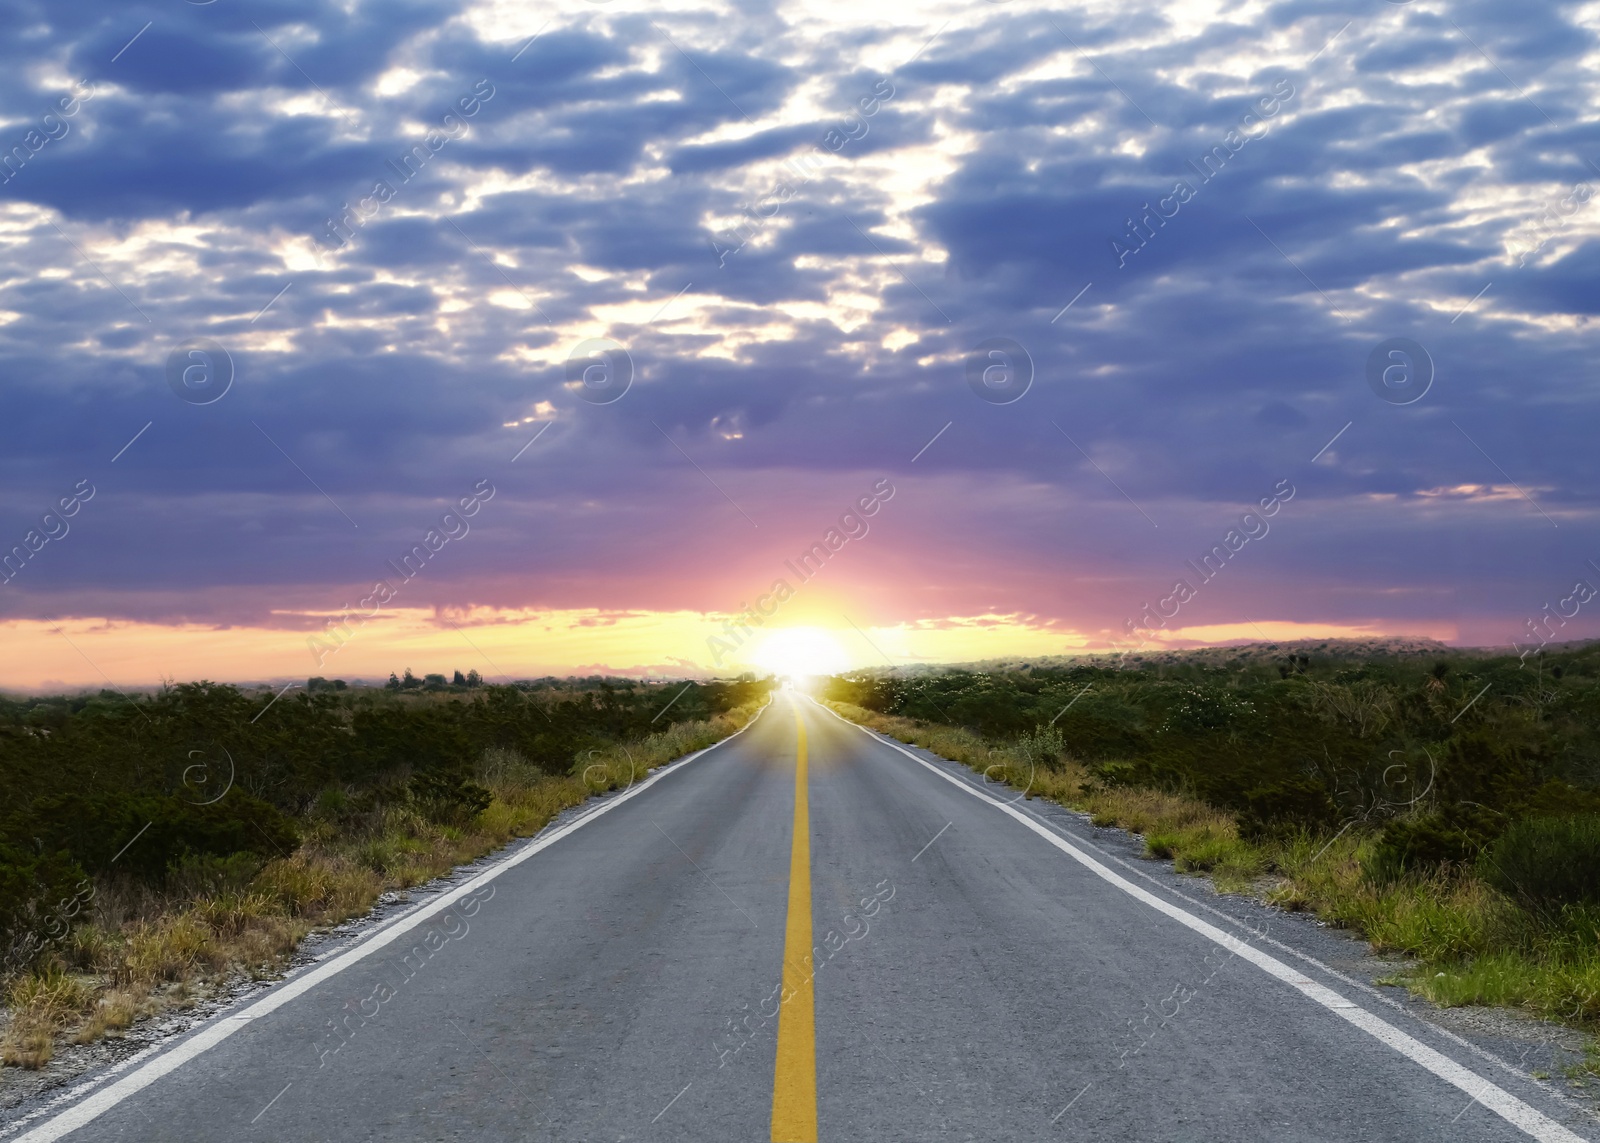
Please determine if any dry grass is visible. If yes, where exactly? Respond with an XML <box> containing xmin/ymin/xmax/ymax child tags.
<box><xmin>1</xmin><ymin>968</ymin><xmax>95</xmax><ymax>1068</ymax></box>
<box><xmin>826</xmin><ymin>701</ymin><xmax>1264</xmax><ymax>889</ymax></box>
<box><xmin>73</xmin><ymin>987</ymin><xmax>148</xmax><ymax>1045</ymax></box>
<box><xmin>0</xmin><ymin>702</ymin><xmax>765</xmax><ymax>1069</ymax></box>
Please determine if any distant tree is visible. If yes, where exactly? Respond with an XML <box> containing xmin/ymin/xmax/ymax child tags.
<box><xmin>423</xmin><ymin>673</ymin><xmax>448</xmax><ymax>691</ymax></box>
<box><xmin>401</xmin><ymin>669</ymin><xmax>421</xmax><ymax>690</ymax></box>
<box><xmin>452</xmin><ymin>670</ymin><xmax>467</xmax><ymax>686</ymax></box>
<box><xmin>465</xmin><ymin>669</ymin><xmax>482</xmax><ymax>687</ymax></box>
<box><xmin>307</xmin><ymin>676</ymin><xmax>328</xmax><ymax>692</ymax></box>
<box><xmin>385</xmin><ymin>672</ymin><xmax>402</xmax><ymax>691</ymax></box>
<box><xmin>333</xmin><ymin>679</ymin><xmax>347</xmax><ymax>691</ymax></box>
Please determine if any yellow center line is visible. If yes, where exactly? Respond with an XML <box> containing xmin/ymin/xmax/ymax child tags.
<box><xmin>771</xmin><ymin>705</ymin><xmax>818</xmax><ymax>1142</ymax></box>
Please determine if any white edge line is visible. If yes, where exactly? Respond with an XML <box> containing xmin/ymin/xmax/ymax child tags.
<box><xmin>979</xmin><ymin>777</ymin><xmax>1597</xmax><ymax>1123</ymax></box>
<box><xmin>0</xmin><ymin>1046</ymin><xmax>153</xmax><ymax>1140</ymax></box>
<box><xmin>12</xmin><ymin>703</ymin><xmax>773</xmax><ymax>1143</ymax></box>
<box><xmin>1050</xmin><ymin>1081</ymin><xmax>1092</xmax><ymax>1122</ymax></box>
<box><xmin>808</xmin><ymin>699</ymin><xmax>1589</xmax><ymax>1143</ymax></box>
<box><xmin>872</xmin><ymin>704</ymin><xmax>1600</xmax><ymax>1128</ymax></box>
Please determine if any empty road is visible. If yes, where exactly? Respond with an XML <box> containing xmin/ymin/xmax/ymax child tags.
<box><xmin>10</xmin><ymin>690</ymin><xmax>1594</xmax><ymax>1142</ymax></box>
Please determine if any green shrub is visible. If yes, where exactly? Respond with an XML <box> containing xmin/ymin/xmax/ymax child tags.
<box><xmin>1015</xmin><ymin>725</ymin><xmax>1067</xmax><ymax>772</ymax></box>
<box><xmin>1159</xmin><ymin>685</ymin><xmax>1255</xmax><ymax>732</ymax></box>
<box><xmin>1364</xmin><ymin>808</ymin><xmax>1502</xmax><ymax>884</ymax></box>
<box><xmin>0</xmin><ymin>845</ymin><xmax>89</xmax><ymax>980</ymax></box>
<box><xmin>480</xmin><ymin>746</ymin><xmax>543</xmax><ymax>787</ymax></box>
<box><xmin>408</xmin><ymin>770</ymin><xmax>492</xmax><ymax>824</ymax></box>
<box><xmin>1144</xmin><ymin>833</ymin><xmax>1178</xmax><ymax>859</ymax></box>
<box><xmin>1366</xmin><ymin>878</ymin><xmax>1513</xmax><ymax>960</ymax></box>
<box><xmin>1090</xmin><ymin>760</ymin><xmax>1140</xmax><ymax>788</ymax></box>
<box><xmin>311</xmin><ymin>788</ymin><xmax>349</xmax><ymax>819</ymax></box>
<box><xmin>164</xmin><ymin>852</ymin><xmax>263</xmax><ymax>902</ymax></box>
<box><xmin>1173</xmin><ymin>833</ymin><xmax>1252</xmax><ymax>875</ymax></box>
<box><xmin>1522</xmin><ymin>782</ymin><xmax>1600</xmax><ymax>820</ymax></box>
<box><xmin>1238</xmin><ymin>778</ymin><xmax>1337</xmax><ymax>841</ymax></box>
<box><xmin>5</xmin><ymin>793</ymin><xmax>299</xmax><ymax>885</ymax></box>
<box><xmin>1478</xmin><ymin>815</ymin><xmax>1600</xmax><ymax>918</ymax></box>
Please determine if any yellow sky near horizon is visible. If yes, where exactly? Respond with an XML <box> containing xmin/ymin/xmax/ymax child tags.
<box><xmin>0</xmin><ymin>608</ymin><xmax>1452</xmax><ymax>691</ymax></box>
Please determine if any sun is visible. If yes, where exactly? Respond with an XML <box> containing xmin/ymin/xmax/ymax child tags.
<box><xmin>749</xmin><ymin>627</ymin><xmax>850</xmax><ymax>678</ymax></box>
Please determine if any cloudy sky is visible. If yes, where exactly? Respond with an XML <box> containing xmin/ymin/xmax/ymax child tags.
<box><xmin>0</xmin><ymin>0</ymin><xmax>1595</xmax><ymax>687</ymax></box>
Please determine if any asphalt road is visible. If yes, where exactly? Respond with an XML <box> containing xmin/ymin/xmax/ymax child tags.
<box><xmin>9</xmin><ymin>690</ymin><xmax>1595</xmax><ymax>1142</ymax></box>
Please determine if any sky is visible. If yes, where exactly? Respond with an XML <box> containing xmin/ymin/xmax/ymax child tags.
<box><xmin>1</xmin><ymin>0</ymin><xmax>1597</xmax><ymax>689</ymax></box>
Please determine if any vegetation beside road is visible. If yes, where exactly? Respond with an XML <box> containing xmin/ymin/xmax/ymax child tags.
<box><xmin>820</xmin><ymin>643</ymin><xmax>1600</xmax><ymax>1084</ymax></box>
<box><xmin>0</xmin><ymin>674</ymin><xmax>769</xmax><ymax>1070</ymax></box>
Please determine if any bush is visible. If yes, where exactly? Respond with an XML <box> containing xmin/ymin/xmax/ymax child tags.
<box><xmin>0</xmin><ymin>845</ymin><xmax>90</xmax><ymax>980</ymax></box>
<box><xmin>1015</xmin><ymin>724</ymin><xmax>1067</xmax><ymax>772</ymax></box>
<box><xmin>1089</xmin><ymin>760</ymin><xmax>1140</xmax><ymax>788</ymax></box>
<box><xmin>1238</xmin><ymin>778</ymin><xmax>1337</xmax><ymax>841</ymax></box>
<box><xmin>1367</xmin><ymin>878</ymin><xmax>1514</xmax><ymax>961</ymax></box>
<box><xmin>1160</xmin><ymin>685</ymin><xmax>1255</xmax><ymax>733</ymax></box>
<box><xmin>408</xmin><ymin>770</ymin><xmax>492</xmax><ymax>823</ymax></box>
<box><xmin>1053</xmin><ymin>710</ymin><xmax>1147</xmax><ymax>762</ymax></box>
<box><xmin>5</xmin><ymin>793</ymin><xmax>300</xmax><ymax>885</ymax></box>
<box><xmin>1364</xmin><ymin>807</ymin><xmax>1502</xmax><ymax>884</ymax></box>
<box><xmin>1522</xmin><ymin>781</ymin><xmax>1600</xmax><ymax>820</ymax></box>
<box><xmin>477</xmin><ymin>746</ymin><xmax>540</xmax><ymax>787</ymax></box>
<box><xmin>0</xmin><ymin>676</ymin><xmax>773</xmax><ymax>1067</ymax></box>
<box><xmin>1478</xmin><ymin>815</ymin><xmax>1600</xmax><ymax>918</ymax></box>
<box><xmin>164</xmin><ymin>852</ymin><xmax>264</xmax><ymax>902</ymax></box>
<box><xmin>311</xmin><ymin>787</ymin><xmax>349</xmax><ymax>820</ymax></box>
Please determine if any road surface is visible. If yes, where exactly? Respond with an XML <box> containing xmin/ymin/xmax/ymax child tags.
<box><xmin>9</xmin><ymin>690</ymin><xmax>1594</xmax><ymax>1142</ymax></box>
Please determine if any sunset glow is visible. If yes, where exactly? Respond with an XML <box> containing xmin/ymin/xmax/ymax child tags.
<box><xmin>0</xmin><ymin>0</ymin><xmax>1591</xmax><ymax>691</ymax></box>
<box><xmin>747</xmin><ymin>627</ymin><xmax>852</xmax><ymax>679</ymax></box>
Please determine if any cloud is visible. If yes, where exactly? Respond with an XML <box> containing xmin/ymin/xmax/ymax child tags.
<box><xmin>0</xmin><ymin>0</ymin><xmax>1597</xmax><ymax>673</ymax></box>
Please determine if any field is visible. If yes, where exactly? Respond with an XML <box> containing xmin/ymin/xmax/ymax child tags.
<box><xmin>0</xmin><ymin>673</ymin><xmax>770</xmax><ymax>1070</ymax></box>
<box><xmin>821</xmin><ymin>639</ymin><xmax>1600</xmax><ymax>1085</ymax></box>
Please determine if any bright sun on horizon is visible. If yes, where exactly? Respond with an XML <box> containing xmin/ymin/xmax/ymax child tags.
<box><xmin>748</xmin><ymin>627</ymin><xmax>851</xmax><ymax>678</ymax></box>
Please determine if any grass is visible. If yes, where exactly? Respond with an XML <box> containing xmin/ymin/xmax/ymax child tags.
<box><xmin>1</xmin><ymin>968</ymin><xmax>95</xmax><ymax>1068</ymax></box>
<box><xmin>824</xmin><ymin>699</ymin><xmax>1600</xmax><ymax>1080</ymax></box>
<box><xmin>0</xmin><ymin>701</ymin><xmax>764</xmax><ymax>1070</ymax></box>
<box><xmin>829</xmin><ymin>703</ymin><xmax>1265</xmax><ymax>889</ymax></box>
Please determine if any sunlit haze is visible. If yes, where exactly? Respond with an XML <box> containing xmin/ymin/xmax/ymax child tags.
<box><xmin>747</xmin><ymin>628</ymin><xmax>852</xmax><ymax>679</ymax></box>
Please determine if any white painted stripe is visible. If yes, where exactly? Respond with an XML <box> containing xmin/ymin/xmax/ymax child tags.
<box><xmin>1000</xmin><ymin>792</ymin><xmax>1591</xmax><ymax>1123</ymax></box>
<box><xmin>0</xmin><ymin>1044</ymin><xmax>157</xmax><ymax>1140</ymax></box>
<box><xmin>813</xmin><ymin>700</ymin><xmax>1590</xmax><ymax>1143</ymax></box>
<box><xmin>14</xmin><ymin>706</ymin><xmax>770</xmax><ymax>1143</ymax></box>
